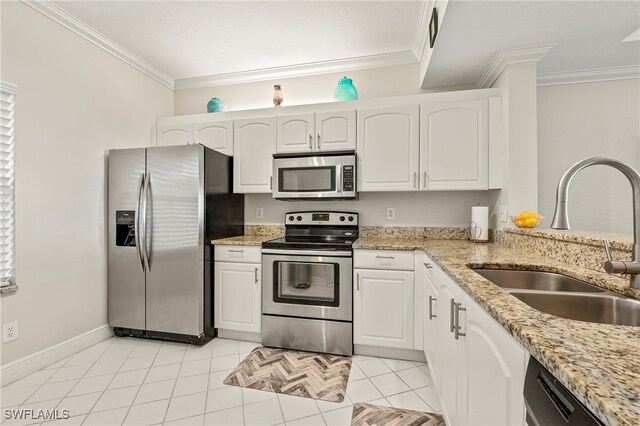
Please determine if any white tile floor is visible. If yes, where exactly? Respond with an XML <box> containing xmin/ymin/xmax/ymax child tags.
<box><xmin>1</xmin><ymin>337</ymin><xmax>441</xmax><ymax>425</ymax></box>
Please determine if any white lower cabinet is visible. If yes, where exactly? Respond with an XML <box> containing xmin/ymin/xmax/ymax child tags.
<box><xmin>354</xmin><ymin>268</ymin><xmax>415</xmax><ymax>349</ymax></box>
<box><xmin>214</xmin><ymin>261</ymin><xmax>261</xmax><ymax>334</ymax></box>
<box><xmin>422</xmin><ymin>251</ymin><xmax>528</xmax><ymax>426</ymax></box>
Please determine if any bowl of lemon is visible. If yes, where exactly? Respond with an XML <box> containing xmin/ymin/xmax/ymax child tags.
<box><xmin>510</xmin><ymin>212</ymin><xmax>543</xmax><ymax>228</ymax></box>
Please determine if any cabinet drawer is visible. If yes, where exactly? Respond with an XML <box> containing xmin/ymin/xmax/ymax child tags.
<box><xmin>214</xmin><ymin>245</ymin><xmax>261</xmax><ymax>263</ymax></box>
<box><xmin>354</xmin><ymin>250</ymin><xmax>415</xmax><ymax>271</ymax></box>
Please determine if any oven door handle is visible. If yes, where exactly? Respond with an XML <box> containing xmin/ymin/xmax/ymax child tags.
<box><xmin>262</xmin><ymin>248</ymin><xmax>352</xmax><ymax>257</ymax></box>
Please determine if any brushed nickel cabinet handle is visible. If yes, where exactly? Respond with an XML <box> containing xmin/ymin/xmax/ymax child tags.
<box><xmin>375</xmin><ymin>255</ymin><xmax>395</xmax><ymax>260</ymax></box>
<box><xmin>317</xmin><ymin>133</ymin><xmax>321</xmax><ymax>150</ymax></box>
<box><xmin>450</xmin><ymin>298</ymin><xmax>455</xmax><ymax>333</ymax></box>
<box><xmin>228</xmin><ymin>249</ymin><xmax>244</xmax><ymax>253</ymax></box>
<box><xmin>424</xmin><ymin>262</ymin><xmax>433</xmax><ymax>269</ymax></box>
<box><xmin>270</xmin><ymin>176</ymin><xmax>273</xmax><ymax>190</ymax></box>
<box><xmin>309</xmin><ymin>134</ymin><xmax>313</xmax><ymax>149</ymax></box>
<box><xmin>423</xmin><ymin>171</ymin><xmax>427</xmax><ymax>188</ymax></box>
<box><xmin>254</xmin><ymin>267</ymin><xmax>259</xmax><ymax>284</ymax></box>
<box><xmin>428</xmin><ymin>296</ymin><xmax>437</xmax><ymax>320</ymax></box>
<box><xmin>356</xmin><ymin>273</ymin><xmax>360</xmax><ymax>291</ymax></box>
<box><xmin>454</xmin><ymin>302</ymin><xmax>466</xmax><ymax>340</ymax></box>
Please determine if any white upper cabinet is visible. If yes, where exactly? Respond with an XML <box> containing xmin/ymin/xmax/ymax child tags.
<box><xmin>193</xmin><ymin>120</ymin><xmax>233</xmax><ymax>156</ymax></box>
<box><xmin>357</xmin><ymin>105</ymin><xmax>420</xmax><ymax>191</ymax></box>
<box><xmin>420</xmin><ymin>99</ymin><xmax>489</xmax><ymax>190</ymax></box>
<box><xmin>276</xmin><ymin>113</ymin><xmax>315</xmax><ymax>153</ymax></box>
<box><xmin>275</xmin><ymin>110</ymin><xmax>356</xmax><ymax>153</ymax></box>
<box><xmin>316</xmin><ymin>110</ymin><xmax>356</xmax><ymax>152</ymax></box>
<box><xmin>156</xmin><ymin>124</ymin><xmax>192</xmax><ymax>147</ymax></box>
<box><xmin>234</xmin><ymin>117</ymin><xmax>276</xmax><ymax>193</ymax></box>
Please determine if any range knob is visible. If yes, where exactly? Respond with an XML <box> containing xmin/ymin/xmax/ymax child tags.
<box><xmin>340</xmin><ymin>216</ymin><xmax>345</xmax><ymax>222</ymax></box>
<box><xmin>288</xmin><ymin>216</ymin><xmax>294</xmax><ymax>221</ymax></box>
<box><xmin>348</xmin><ymin>216</ymin><xmax>354</xmax><ymax>222</ymax></box>
<box><xmin>296</xmin><ymin>216</ymin><xmax>302</xmax><ymax>221</ymax></box>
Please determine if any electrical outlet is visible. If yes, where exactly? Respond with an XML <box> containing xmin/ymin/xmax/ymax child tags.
<box><xmin>499</xmin><ymin>205</ymin><xmax>508</xmax><ymax>222</ymax></box>
<box><xmin>255</xmin><ymin>208</ymin><xmax>264</xmax><ymax>219</ymax></box>
<box><xmin>386</xmin><ymin>208</ymin><xmax>396</xmax><ymax>220</ymax></box>
<box><xmin>3</xmin><ymin>321</ymin><xmax>18</xmax><ymax>343</ymax></box>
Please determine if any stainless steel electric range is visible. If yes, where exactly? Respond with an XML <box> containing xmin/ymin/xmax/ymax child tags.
<box><xmin>261</xmin><ymin>211</ymin><xmax>358</xmax><ymax>356</ymax></box>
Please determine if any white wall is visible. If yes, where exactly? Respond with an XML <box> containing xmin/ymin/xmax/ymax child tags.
<box><xmin>0</xmin><ymin>2</ymin><xmax>173</xmax><ymax>364</ymax></box>
<box><xmin>245</xmin><ymin>192</ymin><xmax>490</xmax><ymax>227</ymax></box>
<box><xmin>174</xmin><ymin>63</ymin><xmax>430</xmax><ymax>115</ymax></box>
<box><xmin>537</xmin><ymin>79</ymin><xmax>640</xmax><ymax>233</ymax></box>
<box><xmin>488</xmin><ymin>63</ymin><xmax>539</xmax><ymax>229</ymax></box>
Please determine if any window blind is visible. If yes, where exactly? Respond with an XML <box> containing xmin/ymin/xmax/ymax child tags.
<box><xmin>0</xmin><ymin>83</ymin><xmax>16</xmax><ymax>287</ymax></box>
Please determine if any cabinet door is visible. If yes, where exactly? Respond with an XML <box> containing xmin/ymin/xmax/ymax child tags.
<box><xmin>234</xmin><ymin>117</ymin><xmax>276</xmax><ymax>193</ymax></box>
<box><xmin>424</xmin><ymin>273</ymin><xmax>440</xmax><ymax>391</ymax></box>
<box><xmin>354</xmin><ymin>269</ymin><xmax>414</xmax><ymax>349</ymax></box>
<box><xmin>437</xmin><ymin>278</ymin><xmax>463</xmax><ymax>425</ymax></box>
<box><xmin>214</xmin><ymin>262</ymin><xmax>261</xmax><ymax>333</ymax></box>
<box><xmin>420</xmin><ymin>99</ymin><xmax>489</xmax><ymax>190</ymax></box>
<box><xmin>357</xmin><ymin>106</ymin><xmax>420</xmax><ymax>191</ymax></box>
<box><xmin>193</xmin><ymin>120</ymin><xmax>233</xmax><ymax>156</ymax></box>
<box><xmin>276</xmin><ymin>113</ymin><xmax>315</xmax><ymax>153</ymax></box>
<box><xmin>156</xmin><ymin>124</ymin><xmax>192</xmax><ymax>146</ymax></box>
<box><xmin>461</xmin><ymin>295</ymin><xmax>527</xmax><ymax>426</ymax></box>
<box><xmin>316</xmin><ymin>110</ymin><xmax>356</xmax><ymax>152</ymax></box>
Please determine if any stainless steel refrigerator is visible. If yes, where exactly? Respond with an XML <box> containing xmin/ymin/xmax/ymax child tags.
<box><xmin>108</xmin><ymin>144</ymin><xmax>244</xmax><ymax>344</ymax></box>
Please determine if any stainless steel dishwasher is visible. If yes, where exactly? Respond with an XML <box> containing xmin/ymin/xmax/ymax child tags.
<box><xmin>524</xmin><ymin>357</ymin><xmax>604</xmax><ymax>425</ymax></box>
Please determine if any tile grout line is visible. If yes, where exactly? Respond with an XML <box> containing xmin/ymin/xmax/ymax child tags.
<box><xmin>158</xmin><ymin>342</ymin><xmax>188</xmax><ymax>425</ymax></box>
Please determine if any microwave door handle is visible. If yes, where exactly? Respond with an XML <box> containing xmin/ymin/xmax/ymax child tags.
<box><xmin>337</xmin><ymin>164</ymin><xmax>342</xmax><ymax>193</ymax></box>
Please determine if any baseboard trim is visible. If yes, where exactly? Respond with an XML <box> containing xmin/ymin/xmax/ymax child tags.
<box><xmin>354</xmin><ymin>345</ymin><xmax>426</xmax><ymax>362</ymax></box>
<box><xmin>0</xmin><ymin>324</ymin><xmax>113</xmax><ymax>386</ymax></box>
<box><xmin>217</xmin><ymin>329</ymin><xmax>262</xmax><ymax>344</ymax></box>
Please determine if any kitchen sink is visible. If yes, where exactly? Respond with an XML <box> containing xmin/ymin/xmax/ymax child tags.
<box><xmin>508</xmin><ymin>291</ymin><xmax>640</xmax><ymax>326</ymax></box>
<box><xmin>472</xmin><ymin>269</ymin><xmax>605</xmax><ymax>292</ymax></box>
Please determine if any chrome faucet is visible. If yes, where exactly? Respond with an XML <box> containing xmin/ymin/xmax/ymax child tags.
<box><xmin>550</xmin><ymin>157</ymin><xmax>640</xmax><ymax>289</ymax></box>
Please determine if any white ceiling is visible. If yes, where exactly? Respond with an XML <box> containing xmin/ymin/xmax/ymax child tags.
<box><xmin>46</xmin><ymin>0</ymin><xmax>640</xmax><ymax>89</ymax></box>
<box><xmin>53</xmin><ymin>0</ymin><xmax>424</xmax><ymax>81</ymax></box>
<box><xmin>426</xmin><ymin>0</ymin><xmax>640</xmax><ymax>88</ymax></box>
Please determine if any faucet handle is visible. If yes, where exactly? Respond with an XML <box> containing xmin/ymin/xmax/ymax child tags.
<box><xmin>603</xmin><ymin>240</ymin><xmax>613</xmax><ymax>262</ymax></box>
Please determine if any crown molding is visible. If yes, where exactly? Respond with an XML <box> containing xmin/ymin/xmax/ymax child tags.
<box><xmin>21</xmin><ymin>0</ymin><xmax>174</xmax><ymax>90</ymax></box>
<box><xmin>537</xmin><ymin>65</ymin><xmax>640</xmax><ymax>86</ymax></box>
<box><xmin>0</xmin><ymin>81</ymin><xmax>18</xmax><ymax>95</ymax></box>
<box><xmin>174</xmin><ymin>51</ymin><xmax>418</xmax><ymax>91</ymax></box>
<box><xmin>477</xmin><ymin>44</ymin><xmax>554</xmax><ymax>88</ymax></box>
<box><xmin>412</xmin><ymin>0</ymin><xmax>431</xmax><ymax>61</ymax></box>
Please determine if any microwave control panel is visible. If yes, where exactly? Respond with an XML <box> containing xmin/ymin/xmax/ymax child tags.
<box><xmin>342</xmin><ymin>165</ymin><xmax>355</xmax><ymax>192</ymax></box>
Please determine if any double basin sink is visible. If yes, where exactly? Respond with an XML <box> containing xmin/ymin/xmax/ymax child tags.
<box><xmin>472</xmin><ymin>269</ymin><xmax>640</xmax><ymax>327</ymax></box>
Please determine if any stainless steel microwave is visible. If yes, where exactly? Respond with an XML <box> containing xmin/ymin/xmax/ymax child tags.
<box><xmin>272</xmin><ymin>151</ymin><xmax>357</xmax><ymax>200</ymax></box>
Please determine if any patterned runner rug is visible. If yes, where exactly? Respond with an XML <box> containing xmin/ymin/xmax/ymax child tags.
<box><xmin>223</xmin><ymin>347</ymin><xmax>352</xmax><ymax>402</ymax></box>
<box><xmin>351</xmin><ymin>403</ymin><xmax>445</xmax><ymax>426</ymax></box>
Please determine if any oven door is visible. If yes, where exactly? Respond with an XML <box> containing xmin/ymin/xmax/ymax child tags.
<box><xmin>262</xmin><ymin>249</ymin><xmax>352</xmax><ymax>321</ymax></box>
<box><xmin>273</xmin><ymin>155</ymin><xmax>348</xmax><ymax>199</ymax></box>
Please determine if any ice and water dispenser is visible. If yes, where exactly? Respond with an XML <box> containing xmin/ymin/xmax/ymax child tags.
<box><xmin>115</xmin><ymin>210</ymin><xmax>136</xmax><ymax>246</ymax></box>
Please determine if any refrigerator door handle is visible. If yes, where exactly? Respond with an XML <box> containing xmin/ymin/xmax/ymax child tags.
<box><xmin>135</xmin><ymin>173</ymin><xmax>145</xmax><ymax>272</ymax></box>
<box><xmin>142</xmin><ymin>172</ymin><xmax>151</xmax><ymax>271</ymax></box>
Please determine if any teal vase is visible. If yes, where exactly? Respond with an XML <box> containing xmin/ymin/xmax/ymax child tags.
<box><xmin>207</xmin><ymin>98</ymin><xmax>228</xmax><ymax>113</ymax></box>
<box><xmin>334</xmin><ymin>76</ymin><xmax>358</xmax><ymax>101</ymax></box>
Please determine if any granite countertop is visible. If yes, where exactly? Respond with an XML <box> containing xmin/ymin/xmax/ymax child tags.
<box><xmin>211</xmin><ymin>234</ymin><xmax>280</xmax><ymax>246</ymax></box>
<box><xmin>354</xmin><ymin>236</ymin><xmax>640</xmax><ymax>426</ymax></box>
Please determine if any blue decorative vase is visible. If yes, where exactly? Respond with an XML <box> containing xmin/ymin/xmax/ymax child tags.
<box><xmin>334</xmin><ymin>76</ymin><xmax>358</xmax><ymax>101</ymax></box>
<box><xmin>207</xmin><ymin>98</ymin><xmax>228</xmax><ymax>113</ymax></box>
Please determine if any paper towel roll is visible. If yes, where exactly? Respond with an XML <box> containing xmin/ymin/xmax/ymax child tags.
<box><xmin>471</xmin><ymin>206</ymin><xmax>489</xmax><ymax>242</ymax></box>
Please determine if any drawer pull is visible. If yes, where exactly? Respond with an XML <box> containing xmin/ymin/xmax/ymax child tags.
<box><xmin>254</xmin><ymin>267</ymin><xmax>259</xmax><ymax>284</ymax></box>
<box><xmin>228</xmin><ymin>249</ymin><xmax>244</xmax><ymax>253</ymax></box>
<box><xmin>356</xmin><ymin>273</ymin><xmax>360</xmax><ymax>291</ymax></box>
<box><xmin>375</xmin><ymin>255</ymin><xmax>395</xmax><ymax>260</ymax></box>
<box><xmin>424</xmin><ymin>262</ymin><xmax>433</xmax><ymax>269</ymax></box>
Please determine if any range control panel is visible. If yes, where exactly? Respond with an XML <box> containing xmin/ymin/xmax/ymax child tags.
<box><xmin>285</xmin><ymin>211</ymin><xmax>359</xmax><ymax>226</ymax></box>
